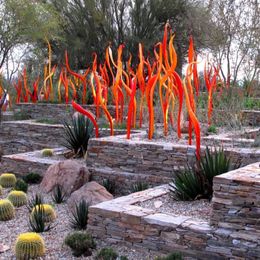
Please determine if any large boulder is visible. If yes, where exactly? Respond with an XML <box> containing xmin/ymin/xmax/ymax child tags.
<box><xmin>68</xmin><ymin>181</ymin><xmax>113</xmax><ymax>207</ymax></box>
<box><xmin>40</xmin><ymin>160</ymin><xmax>91</xmax><ymax>194</ymax></box>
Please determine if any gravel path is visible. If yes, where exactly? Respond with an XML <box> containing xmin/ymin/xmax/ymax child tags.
<box><xmin>137</xmin><ymin>193</ymin><xmax>211</xmax><ymax>221</ymax></box>
<box><xmin>0</xmin><ymin>185</ymin><xmax>161</xmax><ymax>260</ymax></box>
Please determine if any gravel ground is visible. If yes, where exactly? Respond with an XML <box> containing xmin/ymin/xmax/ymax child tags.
<box><xmin>0</xmin><ymin>185</ymin><xmax>162</xmax><ymax>260</ymax></box>
<box><xmin>137</xmin><ymin>193</ymin><xmax>211</xmax><ymax>221</ymax></box>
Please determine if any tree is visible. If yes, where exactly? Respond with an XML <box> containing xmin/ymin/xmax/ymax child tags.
<box><xmin>0</xmin><ymin>0</ymin><xmax>61</xmax><ymax>75</ymax></box>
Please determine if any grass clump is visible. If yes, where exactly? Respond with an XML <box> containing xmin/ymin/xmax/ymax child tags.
<box><xmin>51</xmin><ymin>184</ymin><xmax>68</xmax><ymax>204</ymax></box>
<box><xmin>69</xmin><ymin>199</ymin><xmax>89</xmax><ymax>230</ymax></box>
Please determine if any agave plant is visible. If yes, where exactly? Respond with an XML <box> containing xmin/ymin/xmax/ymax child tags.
<box><xmin>62</xmin><ymin>114</ymin><xmax>94</xmax><ymax>157</ymax></box>
<box><xmin>27</xmin><ymin>193</ymin><xmax>44</xmax><ymax>212</ymax></box>
<box><xmin>169</xmin><ymin>166</ymin><xmax>205</xmax><ymax>201</ymax></box>
<box><xmin>200</xmin><ymin>146</ymin><xmax>241</xmax><ymax>197</ymax></box>
<box><xmin>52</xmin><ymin>184</ymin><xmax>68</xmax><ymax>204</ymax></box>
<box><xmin>69</xmin><ymin>199</ymin><xmax>89</xmax><ymax>230</ymax></box>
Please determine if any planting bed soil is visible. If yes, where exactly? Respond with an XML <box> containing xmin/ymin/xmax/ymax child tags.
<box><xmin>137</xmin><ymin>193</ymin><xmax>211</xmax><ymax>221</ymax></box>
<box><xmin>0</xmin><ymin>185</ymin><xmax>161</xmax><ymax>260</ymax></box>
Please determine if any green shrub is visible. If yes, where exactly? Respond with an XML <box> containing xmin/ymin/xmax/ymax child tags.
<box><xmin>207</xmin><ymin>125</ymin><xmax>217</xmax><ymax>134</ymax></box>
<box><xmin>15</xmin><ymin>232</ymin><xmax>45</xmax><ymax>259</ymax></box>
<box><xmin>169</xmin><ymin>166</ymin><xmax>205</xmax><ymax>201</ymax></box>
<box><xmin>0</xmin><ymin>173</ymin><xmax>17</xmax><ymax>188</ymax></box>
<box><xmin>23</xmin><ymin>173</ymin><xmax>42</xmax><ymax>184</ymax></box>
<box><xmin>51</xmin><ymin>184</ymin><xmax>68</xmax><ymax>204</ymax></box>
<box><xmin>131</xmin><ymin>182</ymin><xmax>149</xmax><ymax>193</ymax></box>
<box><xmin>62</xmin><ymin>114</ymin><xmax>94</xmax><ymax>157</ymax></box>
<box><xmin>41</xmin><ymin>149</ymin><xmax>53</xmax><ymax>157</ymax></box>
<box><xmin>102</xmin><ymin>179</ymin><xmax>116</xmax><ymax>194</ymax></box>
<box><xmin>14</xmin><ymin>179</ymin><xmax>28</xmax><ymax>193</ymax></box>
<box><xmin>7</xmin><ymin>191</ymin><xmax>27</xmax><ymax>207</ymax></box>
<box><xmin>65</xmin><ymin>231</ymin><xmax>96</xmax><ymax>257</ymax></box>
<box><xmin>69</xmin><ymin>199</ymin><xmax>89</xmax><ymax>230</ymax></box>
<box><xmin>156</xmin><ymin>252</ymin><xmax>183</xmax><ymax>260</ymax></box>
<box><xmin>29</xmin><ymin>204</ymin><xmax>54</xmax><ymax>233</ymax></box>
<box><xmin>96</xmin><ymin>247</ymin><xmax>118</xmax><ymax>260</ymax></box>
<box><xmin>27</xmin><ymin>193</ymin><xmax>44</xmax><ymax>212</ymax></box>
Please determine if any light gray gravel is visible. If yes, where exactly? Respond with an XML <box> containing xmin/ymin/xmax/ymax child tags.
<box><xmin>0</xmin><ymin>184</ymin><xmax>162</xmax><ymax>260</ymax></box>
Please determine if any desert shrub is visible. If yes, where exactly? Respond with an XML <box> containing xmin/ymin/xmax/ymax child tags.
<box><xmin>23</xmin><ymin>173</ymin><xmax>42</xmax><ymax>184</ymax></box>
<box><xmin>156</xmin><ymin>252</ymin><xmax>183</xmax><ymax>260</ymax></box>
<box><xmin>27</xmin><ymin>193</ymin><xmax>44</xmax><ymax>212</ymax></box>
<box><xmin>15</xmin><ymin>232</ymin><xmax>45</xmax><ymax>259</ymax></box>
<box><xmin>41</xmin><ymin>149</ymin><xmax>53</xmax><ymax>157</ymax></box>
<box><xmin>65</xmin><ymin>231</ymin><xmax>96</xmax><ymax>257</ymax></box>
<box><xmin>69</xmin><ymin>199</ymin><xmax>89</xmax><ymax>230</ymax></box>
<box><xmin>102</xmin><ymin>179</ymin><xmax>116</xmax><ymax>194</ymax></box>
<box><xmin>131</xmin><ymin>182</ymin><xmax>149</xmax><ymax>193</ymax></box>
<box><xmin>29</xmin><ymin>204</ymin><xmax>54</xmax><ymax>233</ymax></box>
<box><xmin>169</xmin><ymin>166</ymin><xmax>205</xmax><ymax>201</ymax></box>
<box><xmin>62</xmin><ymin>114</ymin><xmax>94</xmax><ymax>157</ymax></box>
<box><xmin>96</xmin><ymin>247</ymin><xmax>118</xmax><ymax>260</ymax></box>
<box><xmin>14</xmin><ymin>179</ymin><xmax>28</xmax><ymax>193</ymax></box>
<box><xmin>51</xmin><ymin>184</ymin><xmax>68</xmax><ymax>204</ymax></box>
<box><xmin>207</xmin><ymin>125</ymin><xmax>217</xmax><ymax>134</ymax></box>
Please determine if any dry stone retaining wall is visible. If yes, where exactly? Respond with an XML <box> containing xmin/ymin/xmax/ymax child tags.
<box><xmin>88</xmin><ymin>162</ymin><xmax>260</xmax><ymax>259</ymax></box>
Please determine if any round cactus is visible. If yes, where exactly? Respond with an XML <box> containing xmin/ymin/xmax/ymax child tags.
<box><xmin>15</xmin><ymin>232</ymin><xmax>45</xmax><ymax>260</ymax></box>
<box><xmin>41</xmin><ymin>149</ymin><xmax>54</xmax><ymax>157</ymax></box>
<box><xmin>0</xmin><ymin>199</ymin><xmax>15</xmax><ymax>221</ymax></box>
<box><xmin>7</xmin><ymin>191</ymin><xmax>27</xmax><ymax>207</ymax></box>
<box><xmin>31</xmin><ymin>204</ymin><xmax>56</xmax><ymax>222</ymax></box>
<box><xmin>0</xmin><ymin>173</ymin><xmax>17</xmax><ymax>188</ymax></box>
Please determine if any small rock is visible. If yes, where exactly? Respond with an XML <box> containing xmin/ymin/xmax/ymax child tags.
<box><xmin>0</xmin><ymin>244</ymin><xmax>10</xmax><ymax>253</ymax></box>
<box><xmin>154</xmin><ymin>200</ymin><xmax>163</xmax><ymax>208</ymax></box>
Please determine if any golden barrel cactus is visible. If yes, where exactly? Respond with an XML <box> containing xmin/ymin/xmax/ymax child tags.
<box><xmin>31</xmin><ymin>204</ymin><xmax>56</xmax><ymax>222</ymax></box>
<box><xmin>0</xmin><ymin>173</ymin><xmax>17</xmax><ymax>188</ymax></box>
<box><xmin>7</xmin><ymin>191</ymin><xmax>27</xmax><ymax>207</ymax></box>
<box><xmin>0</xmin><ymin>199</ymin><xmax>15</xmax><ymax>221</ymax></box>
<box><xmin>15</xmin><ymin>232</ymin><xmax>45</xmax><ymax>260</ymax></box>
<box><xmin>41</xmin><ymin>149</ymin><xmax>54</xmax><ymax>157</ymax></box>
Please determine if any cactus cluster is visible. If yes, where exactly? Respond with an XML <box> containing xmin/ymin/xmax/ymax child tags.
<box><xmin>0</xmin><ymin>173</ymin><xmax>17</xmax><ymax>188</ymax></box>
<box><xmin>0</xmin><ymin>199</ymin><xmax>15</xmax><ymax>221</ymax></box>
<box><xmin>15</xmin><ymin>232</ymin><xmax>45</xmax><ymax>260</ymax></box>
<box><xmin>7</xmin><ymin>191</ymin><xmax>27</xmax><ymax>207</ymax></box>
<box><xmin>41</xmin><ymin>149</ymin><xmax>54</xmax><ymax>157</ymax></box>
<box><xmin>31</xmin><ymin>204</ymin><xmax>56</xmax><ymax>222</ymax></box>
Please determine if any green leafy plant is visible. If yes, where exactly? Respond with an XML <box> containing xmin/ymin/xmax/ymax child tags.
<box><xmin>27</xmin><ymin>193</ymin><xmax>44</xmax><ymax>212</ymax></box>
<box><xmin>102</xmin><ymin>179</ymin><xmax>116</xmax><ymax>194</ymax></box>
<box><xmin>29</xmin><ymin>205</ymin><xmax>54</xmax><ymax>233</ymax></box>
<box><xmin>62</xmin><ymin>114</ymin><xmax>94</xmax><ymax>157</ymax></box>
<box><xmin>69</xmin><ymin>199</ymin><xmax>89</xmax><ymax>230</ymax></box>
<box><xmin>169</xmin><ymin>166</ymin><xmax>205</xmax><ymax>201</ymax></box>
<box><xmin>7</xmin><ymin>191</ymin><xmax>27</xmax><ymax>207</ymax></box>
<box><xmin>0</xmin><ymin>199</ymin><xmax>15</xmax><ymax>221</ymax></box>
<box><xmin>156</xmin><ymin>252</ymin><xmax>183</xmax><ymax>260</ymax></box>
<box><xmin>200</xmin><ymin>146</ymin><xmax>240</xmax><ymax>197</ymax></box>
<box><xmin>14</xmin><ymin>179</ymin><xmax>28</xmax><ymax>193</ymax></box>
<box><xmin>131</xmin><ymin>182</ymin><xmax>149</xmax><ymax>193</ymax></box>
<box><xmin>51</xmin><ymin>184</ymin><xmax>68</xmax><ymax>204</ymax></box>
<box><xmin>0</xmin><ymin>173</ymin><xmax>17</xmax><ymax>188</ymax></box>
<box><xmin>15</xmin><ymin>232</ymin><xmax>45</xmax><ymax>259</ymax></box>
<box><xmin>65</xmin><ymin>231</ymin><xmax>96</xmax><ymax>257</ymax></box>
<box><xmin>41</xmin><ymin>149</ymin><xmax>54</xmax><ymax>157</ymax></box>
<box><xmin>96</xmin><ymin>247</ymin><xmax>118</xmax><ymax>260</ymax></box>
<box><xmin>207</xmin><ymin>125</ymin><xmax>217</xmax><ymax>134</ymax></box>
<box><xmin>23</xmin><ymin>173</ymin><xmax>42</xmax><ymax>184</ymax></box>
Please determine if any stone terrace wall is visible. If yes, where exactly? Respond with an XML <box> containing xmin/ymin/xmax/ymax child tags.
<box><xmin>87</xmin><ymin>134</ymin><xmax>260</xmax><ymax>179</ymax></box>
<box><xmin>16</xmin><ymin>103</ymin><xmax>118</xmax><ymax>122</ymax></box>
<box><xmin>88</xmin><ymin>163</ymin><xmax>260</xmax><ymax>259</ymax></box>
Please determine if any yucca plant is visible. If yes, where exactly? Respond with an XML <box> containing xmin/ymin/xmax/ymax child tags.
<box><xmin>15</xmin><ymin>232</ymin><xmax>45</xmax><ymax>259</ymax></box>
<box><xmin>27</xmin><ymin>193</ymin><xmax>44</xmax><ymax>212</ymax></box>
<box><xmin>69</xmin><ymin>199</ymin><xmax>89</xmax><ymax>230</ymax></box>
<box><xmin>62</xmin><ymin>114</ymin><xmax>94</xmax><ymax>157</ymax></box>
<box><xmin>200</xmin><ymin>146</ymin><xmax>240</xmax><ymax>197</ymax></box>
<box><xmin>102</xmin><ymin>179</ymin><xmax>116</xmax><ymax>194</ymax></box>
<box><xmin>29</xmin><ymin>205</ymin><xmax>54</xmax><ymax>233</ymax></box>
<box><xmin>51</xmin><ymin>184</ymin><xmax>68</xmax><ymax>204</ymax></box>
<box><xmin>131</xmin><ymin>182</ymin><xmax>149</xmax><ymax>193</ymax></box>
<box><xmin>169</xmin><ymin>166</ymin><xmax>205</xmax><ymax>201</ymax></box>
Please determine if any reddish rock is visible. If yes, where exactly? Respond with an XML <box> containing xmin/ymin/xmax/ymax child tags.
<box><xmin>68</xmin><ymin>181</ymin><xmax>113</xmax><ymax>206</ymax></box>
<box><xmin>40</xmin><ymin>160</ymin><xmax>90</xmax><ymax>194</ymax></box>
